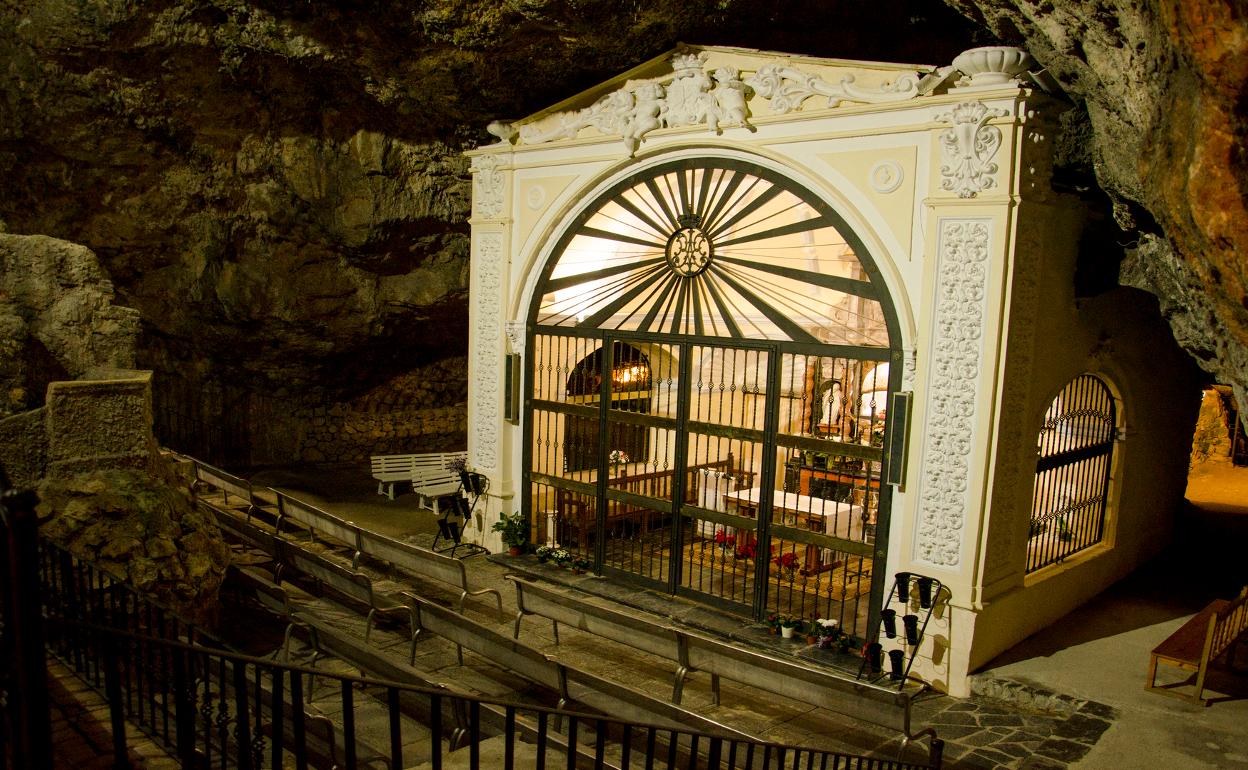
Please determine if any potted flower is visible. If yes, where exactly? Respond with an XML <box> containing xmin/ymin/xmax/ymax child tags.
<box><xmin>812</xmin><ymin>618</ymin><xmax>839</xmax><ymax>647</ymax></box>
<box><xmin>535</xmin><ymin>544</ymin><xmax>553</xmax><ymax>563</ymax></box>
<box><xmin>549</xmin><ymin>548</ymin><xmax>573</xmax><ymax>567</ymax></box>
<box><xmin>764</xmin><ymin>613</ymin><xmax>782</xmax><ymax>635</ymax></box>
<box><xmin>571</xmin><ymin>556</ymin><xmax>592</xmax><ymax>575</ymax></box>
<box><xmin>772</xmin><ymin>551</ymin><xmax>800</xmax><ymax>578</ymax></box>
<box><xmin>491</xmin><ymin>511</ymin><xmax>529</xmax><ymax>556</ymax></box>
<box><xmin>608</xmin><ymin>449</ymin><xmax>630</xmax><ymax>477</ymax></box>
<box><xmin>778</xmin><ymin>615</ymin><xmax>803</xmax><ymax>639</ymax></box>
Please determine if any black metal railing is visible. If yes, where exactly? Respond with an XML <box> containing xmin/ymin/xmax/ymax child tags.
<box><xmin>35</xmin><ymin>540</ymin><xmax>939</xmax><ymax>770</ymax></box>
<box><xmin>1</xmin><ymin>467</ymin><xmax>52</xmax><ymax>770</ymax></box>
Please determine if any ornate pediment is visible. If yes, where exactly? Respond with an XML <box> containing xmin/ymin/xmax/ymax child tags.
<box><xmin>490</xmin><ymin>48</ymin><xmax>926</xmax><ymax>155</ymax></box>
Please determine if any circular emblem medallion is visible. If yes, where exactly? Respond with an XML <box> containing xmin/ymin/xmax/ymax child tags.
<box><xmin>666</xmin><ymin>226</ymin><xmax>713</xmax><ymax>276</ymax></box>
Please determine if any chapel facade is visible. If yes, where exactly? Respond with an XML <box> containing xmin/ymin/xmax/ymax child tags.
<box><xmin>462</xmin><ymin>45</ymin><xmax>1196</xmax><ymax>695</ymax></box>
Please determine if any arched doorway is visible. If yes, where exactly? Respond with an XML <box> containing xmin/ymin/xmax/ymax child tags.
<box><xmin>524</xmin><ymin>157</ymin><xmax>902</xmax><ymax>636</ymax></box>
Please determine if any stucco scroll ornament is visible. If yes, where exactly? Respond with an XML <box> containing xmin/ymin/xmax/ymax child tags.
<box><xmin>504</xmin><ymin>320</ymin><xmax>526</xmax><ymax>355</ymax></box>
<box><xmin>915</xmin><ymin>219</ymin><xmax>991</xmax><ymax>568</ymax></box>
<box><xmin>936</xmin><ymin>101</ymin><xmax>1010</xmax><ymax>198</ymax></box>
<box><xmin>472</xmin><ymin>234</ymin><xmax>504</xmax><ymax>471</ymax></box>
<box><xmin>745</xmin><ymin>64</ymin><xmax>920</xmax><ymax>114</ymax></box>
<box><xmin>499</xmin><ymin>52</ymin><xmax>753</xmax><ymax>155</ymax></box>
<box><xmin>470</xmin><ymin>154</ymin><xmax>505</xmax><ymax>218</ymax></box>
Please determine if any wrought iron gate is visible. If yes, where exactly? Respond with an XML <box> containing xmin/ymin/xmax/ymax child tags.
<box><xmin>524</xmin><ymin>157</ymin><xmax>900</xmax><ymax>636</ymax></box>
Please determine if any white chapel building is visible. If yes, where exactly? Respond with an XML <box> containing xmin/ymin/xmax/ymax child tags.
<box><xmin>461</xmin><ymin>45</ymin><xmax>1196</xmax><ymax>695</ymax></box>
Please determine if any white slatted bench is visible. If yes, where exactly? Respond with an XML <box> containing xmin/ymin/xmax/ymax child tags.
<box><xmin>358</xmin><ymin>529</ymin><xmax>502</xmax><ymax>621</ymax></box>
<box><xmin>410</xmin><ymin>452</ymin><xmax>467</xmax><ymax>516</ymax></box>
<box><xmin>370</xmin><ymin>451</ymin><xmax>467</xmax><ymax>501</ymax></box>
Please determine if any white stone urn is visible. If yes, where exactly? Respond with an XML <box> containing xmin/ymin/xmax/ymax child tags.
<box><xmin>952</xmin><ymin>46</ymin><xmax>1035</xmax><ymax>85</ymax></box>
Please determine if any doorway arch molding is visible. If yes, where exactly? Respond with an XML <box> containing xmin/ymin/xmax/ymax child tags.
<box><xmin>519</xmin><ymin>144</ymin><xmax>913</xmax><ymax>628</ymax></box>
<box><xmin>510</xmin><ymin>142</ymin><xmax>918</xmax><ymax>350</ymax></box>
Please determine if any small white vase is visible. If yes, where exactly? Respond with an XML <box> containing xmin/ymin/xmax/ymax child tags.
<box><xmin>780</xmin><ymin>626</ymin><xmax>794</xmax><ymax>639</ymax></box>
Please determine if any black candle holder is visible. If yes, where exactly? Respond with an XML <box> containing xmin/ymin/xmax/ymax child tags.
<box><xmin>888</xmin><ymin>649</ymin><xmax>906</xmax><ymax>681</ymax></box>
<box><xmin>903</xmin><ymin>613</ymin><xmax>920</xmax><ymax>645</ymax></box>
<box><xmin>916</xmin><ymin>576</ymin><xmax>935</xmax><ymax>609</ymax></box>
<box><xmin>893</xmin><ymin>572</ymin><xmax>911</xmax><ymax>604</ymax></box>
<box><xmin>880</xmin><ymin>608</ymin><xmax>897</xmax><ymax>638</ymax></box>
<box><xmin>865</xmin><ymin>642</ymin><xmax>883</xmax><ymax>674</ymax></box>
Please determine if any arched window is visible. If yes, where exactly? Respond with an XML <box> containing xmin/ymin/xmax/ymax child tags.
<box><xmin>1027</xmin><ymin>374</ymin><xmax>1118</xmax><ymax>573</ymax></box>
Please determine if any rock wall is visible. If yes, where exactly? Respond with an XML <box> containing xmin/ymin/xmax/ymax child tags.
<box><xmin>0</xmin><ymin>0</ymin><xmax>986</xmax><ymax>465</ymax></box>
<box><xmin>37</xmin><ymin>468</ymin><xmax>230</xmax><ymax>625</ymax></box>
<box><xmin>942</xmin><ymin>0</ymin><xmax>1248</xmax><ymax>429</ymax></box>
<box><xmin>0</xmin><ymin>407</ymin><xmax>47</xmax><ymax>489</ymax></box>
<box><xmin>0</xmin><ymin>233</ymin><xmax>140</xmax><ymax>418</ymax></box>
<box><xmin>285</xmin><ymin>358</ymin><xmax>468</xmax><ymax>463</ymax></box>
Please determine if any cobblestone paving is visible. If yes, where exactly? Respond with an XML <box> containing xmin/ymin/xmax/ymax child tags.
<box><xmin>924</xmin><ymin>687</ymin><xmax>1116</xmax><ymax>769</ymax></box>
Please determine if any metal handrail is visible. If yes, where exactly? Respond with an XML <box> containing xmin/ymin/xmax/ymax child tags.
<box><xmin>34</xmin><ymin>538</ymin><xmax>941</xmax><ymax>769</ymax></box>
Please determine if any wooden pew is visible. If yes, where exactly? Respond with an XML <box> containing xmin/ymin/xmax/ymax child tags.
<box><xmin>274</xmin><ymin>540</ymin><xmax>417</xmax><ymax>661</ymax></box>
<box><xmin>508</xmin><ymin>576</ymin><xmax>696</xmax><ymax>703</ymax></box>
<box><xmin>506</xmin><ymin>575</ymin><xmax>939</xmax><ymax>759</ymax></box>
<box><xmin>357</xmin><ymin>530</ymin><xmax>502</xmax><ymax>621</ymax></box>
<box><xmin>272</xmin><ymin>490</ymin><xmax>366</xmax><ymax>566</ymax></box>
<box><xmin>1147</xmin><ymin>586</ymin><xmax>1248</xmax><ymax>705</ymax></box>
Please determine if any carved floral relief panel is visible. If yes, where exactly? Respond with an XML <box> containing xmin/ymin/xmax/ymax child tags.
<box><xmin>914</xmin><ymin>218</ymin><xmax>993</xmax><ymax>569</ymax></box>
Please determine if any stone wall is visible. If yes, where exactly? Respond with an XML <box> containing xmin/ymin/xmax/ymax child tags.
<box><xmin>45</xmin><ymin>371</ymin><xmax>158</xmax><ymax>479</ymax></box>
<box><xmin>290</xmin><ymin>358</ymin><xmax>468</xmax><ymax>462</ymax></box>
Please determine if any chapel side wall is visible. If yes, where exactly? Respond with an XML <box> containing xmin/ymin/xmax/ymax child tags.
<box><xmin>967</xmin><ymin>234</ymin><xmax>1203</xmax><ymax>671</ymax></box>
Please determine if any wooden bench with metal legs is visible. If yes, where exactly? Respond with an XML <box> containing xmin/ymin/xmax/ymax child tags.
<box><xmin>1146</xmin><ymin>586</ymin><xmax>1248</xmax><ymax>705</ymax></box>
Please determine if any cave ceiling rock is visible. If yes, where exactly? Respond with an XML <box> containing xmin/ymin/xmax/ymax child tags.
<box><xmin>943</xmin><ymin>0</ymin><xmax>1248</xmax><ymax>428</ymax></box>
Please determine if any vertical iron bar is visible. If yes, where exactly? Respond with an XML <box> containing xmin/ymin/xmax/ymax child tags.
<box><xmin>504</xmin><ymin>706</ymin><xmax>516</xmax><ymax>770</ymax></box>
<box><xmin>102</xmin><ymin>635</ymin><xmax>130</xmax><ymax>769</ymax></box>
<box><xmin>271</xmin><ymin>666</ymin><xmax>285</xmax><ymax>770</ymax></box>
<box><xmin>429</xmin><ymin>694</ymin><xmax>442</xmax><ymax>770</ymax></box>
<box><xmin>173</xmin><ymin>646</ymin><xmax>195</xmax><ymax>766</ymax></box>
<box><xmin>469</xmin><ymin>700</ymin><xmax>480</xmax><ymax>770</ymax></box>
<box><xmin>341</xmin><ymin>679</ymin><xmax>356</xmax><ymax>770</ymax></box>
<box><xmin>1</xmin><ymin>480</ymin><xmax>52</xmax><ymax>770</ymax></box>
<box><xmin>565</xmin><ymin>716</ymin><xmax>577</xmax><ymax>770</ymax></box>
<box><xmin>234</xmin><ymin>661</ymin><xmax>253</xmax><ymax>770</ymax></box>
<box><xmin>536</xmin><ymin>711</ymin><xmax>547</xmax><ymax>770</ymax></box>
<box><xmin>291</xmin><ymin>672</ymin><xmax>306</xmax><ymax>770</ymax></box>
<box><xmin>388</xmin><ymin>686</ymin><xmax>402</xmax><ymax>770</ymax></box>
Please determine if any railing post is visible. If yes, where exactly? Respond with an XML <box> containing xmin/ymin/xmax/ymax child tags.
<box><xmin>172</xmin><ymin>646</ymin><xmax>196</xmax><ymax>765</ymax></box>
<box><xmin>101</xmin><ymin>634</ymin><xmax>131</xmax><ymax>769</ymax></box>
<box><xmin>1</xmin><ymin>467</ymin><xmax>52</xmax><ymax>770</ymax></box>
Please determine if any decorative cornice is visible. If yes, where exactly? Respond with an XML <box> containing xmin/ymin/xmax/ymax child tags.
<box><xmin>470</xmin><ymin>154</ymin><xmax>505</xmax><ymax>218</ymax></box>
<box><xmin>497</xmin><ymin>52</ymin><xmax>753</xmax><ymax>155</ymax></box>
<box><xmin>915</xmin><ymin>219</ymin><xmax>992</xmax><ymax>568</ymax></box>
<box><xmin>472</xmin><ymin>234</ymin><xmax>503</xmax><ymax>471</ymax></box>
<box><xmin>937</xmin><ymin>101</ymin><xmax>1010</xmax><ymax>198</ymax></box>
<box><xmin>745</xmin><ymin>64</ymin><xmax>920</xmax><ymax>114</ymax></box>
